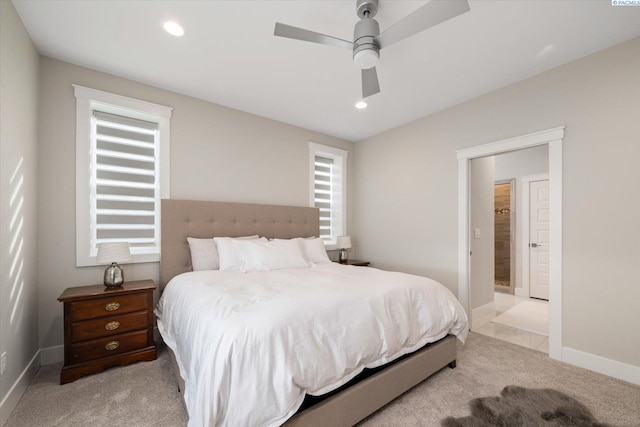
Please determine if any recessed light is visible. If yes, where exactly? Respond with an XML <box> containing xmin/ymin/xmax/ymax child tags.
<box><xmin>163</xmin><ymin>21</ymin><xmax>185</xmax><ymax>37</ymax></box>
<box><xmin>355</xmin><ymin>101</ymin><xmax>368</xmax><ymax>109</ymax></box>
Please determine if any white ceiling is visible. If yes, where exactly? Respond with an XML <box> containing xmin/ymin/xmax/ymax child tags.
<box><xmin>13</xmin><ymin>0</ymin><xmax>640</xmax><ymax>142</ymax></box>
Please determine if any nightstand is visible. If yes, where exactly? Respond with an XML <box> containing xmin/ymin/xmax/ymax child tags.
<box><xmin>57</xmin><ymin>280</ymin><xmax>157</xmax><ymax>384</ymax></box>
<box><xmin>337</xmin><ymin>259</ymin><xmax>370</xmax><ymax>267</ymax></box>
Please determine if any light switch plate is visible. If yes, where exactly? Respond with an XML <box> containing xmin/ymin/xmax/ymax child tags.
<box><xmin>474</xmin><ymin>228</ymin><xmax>481</xmax><ymax>238</ymax></box>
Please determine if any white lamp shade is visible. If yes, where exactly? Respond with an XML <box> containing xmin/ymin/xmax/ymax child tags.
<box><xmin>336</xmin><ymin>236</ymin><xmax>352</xmax><ymax>249</ymax></box>
<box><xmin>96</xmin><ymin>242</ymin><xmax>132</xmax><ymax>264</ymax></box>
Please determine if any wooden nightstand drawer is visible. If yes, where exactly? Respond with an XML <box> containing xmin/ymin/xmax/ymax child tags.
<box><xmin>70</xmin><ymin>292</ymin><xmax>148</xmax><ymax>322</ymax></box>
<box><xmin>70</xmin><ymin>330</ymin><xmax>149</xmax><ymax>364</ymax></box>
<box><xmin>71</xmin><ymin>310</ymin><xmax>149</xmax><ymax>343</ymax></box>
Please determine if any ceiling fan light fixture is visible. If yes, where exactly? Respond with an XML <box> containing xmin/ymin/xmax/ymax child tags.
<box><xmin>353</xmin><ymin>49</ymin><xmax>379</xmax><ymax>69</ymax></box>
<box><xmin>355</xmin><ymin>101</ymin><xmax>368</xmax><ymax>109</ymax></box>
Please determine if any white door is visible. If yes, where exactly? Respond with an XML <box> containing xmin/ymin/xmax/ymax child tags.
<box><xmin>529</xmin><ymin>180</ymin><xmax>549</xmax><ymax>300</ymax></box>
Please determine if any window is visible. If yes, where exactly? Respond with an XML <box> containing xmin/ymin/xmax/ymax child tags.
<box><xmin>309</xmin><ymin>142</ymin><xmax>348</xmax><ymax>247</ymax></box>
<box><xmin>74</xmin><ymin>85</ymin><xmax>172</xmax><ymax>266</ymax></box>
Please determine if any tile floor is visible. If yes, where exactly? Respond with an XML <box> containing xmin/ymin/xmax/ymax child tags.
<box><xmin>471</xmin><ymin>292</ymin><xmax>549</xmax><ymax>354</ymax></box>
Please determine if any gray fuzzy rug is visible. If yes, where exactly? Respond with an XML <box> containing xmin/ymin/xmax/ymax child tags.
<box><xmin>442</xmin><ymin>385</ymin><xmax>611</xmax><ymax>426</ymax></box>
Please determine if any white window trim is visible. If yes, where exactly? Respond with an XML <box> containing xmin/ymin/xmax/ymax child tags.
<box><xmin>74</xmin><ymin>85</ymin><xmax>172</xmax><ymax>267</ymax></box>
<box><xmin>309</xmin><ymin>142</ymin><xmax>348</xmax><ymax>250</ymax></box>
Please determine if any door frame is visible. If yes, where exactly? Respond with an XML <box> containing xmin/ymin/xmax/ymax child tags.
<box><xmin>520</xmin><ymin>173</ymin><xmax>549</xmax><ymax>299</ymax></box>
<box><xmin>457</xmin><ymin>127</ymin><xmax>564</xmax><ymax>360</ymax></box>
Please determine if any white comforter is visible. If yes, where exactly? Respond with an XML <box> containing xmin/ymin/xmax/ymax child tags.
<box><xmin>155</xmin><ymin>263</ymin><xmax>468</xmax><ymax>427</ymax></box>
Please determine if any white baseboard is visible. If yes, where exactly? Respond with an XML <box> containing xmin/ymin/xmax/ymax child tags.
<box><xmin>471</xmin><ymin>301</ymin><xmax>495</xmax><ymax>328</ymax></box>
<box><xmin>0</xmin><ymin>350</ymin><xmax>40</xmax><ymax>426</ymax></box>
<box><xmin>562</xmin><ymin>346</ymin><xmax>640</xmax><ymax>386</ymax></box>
<box><xmin>39</xmin><ymin>345</ymin><xmax>64</xmax><ymax>365</ymax></box>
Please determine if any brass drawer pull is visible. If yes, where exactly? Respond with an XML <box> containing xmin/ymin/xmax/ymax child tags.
<box><xmin>105</xmin><ymin>321</ymin><xmax>120</xmax><ymax>331</ymax></box>
<box><xmin>105</xmin><ymin>302</ymin><xmax>120</xmax><ymax>312</ymax></box>
<box><xmin>105</xmin><ymin>341</ymin><xmax>120</xmax><ymax>351</ymax></box>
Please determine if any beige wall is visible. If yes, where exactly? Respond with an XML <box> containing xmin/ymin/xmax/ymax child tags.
<box><xmin>0</xmin><ymin>0</ymin><xmax>40</xmax><ymax>422</ymax></box>
<box><xmin>469</xmin><ymin>156</ymin><xmax>494</xmax><ymax>311</ymax></box>
<box><xmin>37</xmin><ymin>57</ymin><xmax>353</xmax><ymax>349</ymax></box>
<box><xmin>494</xmin><ymin>144</ymin><xmax>548</xmax><ymax>182</ymax></box>
<box><xmin>353</xmin><ymin>37</ymin><xmax>640</xmax><ymax>368</ymax></box>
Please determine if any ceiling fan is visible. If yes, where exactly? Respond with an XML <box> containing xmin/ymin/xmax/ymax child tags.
<box><xmin>274</xmin><ymin>0</ymin><xmax>470</xmax><ymax>99</ymax></box>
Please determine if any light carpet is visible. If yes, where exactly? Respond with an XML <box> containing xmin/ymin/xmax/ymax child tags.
<box><xmin>491</xmin><ymin>300</ymin><xmax>549</xmax><ymax>336</ymax></box>
<box><xmin>6</xmin><ymin>333</ymin><xmax>640</xmax><ymax>427</ymax></box>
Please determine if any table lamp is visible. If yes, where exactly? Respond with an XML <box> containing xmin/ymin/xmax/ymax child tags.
<box><xmin>336</xmin><ymin>236</ymin><xmax>352</xmax><ymax>263</ymax></box>
<box><xmin>96</xmin><ymin>242</ymin><xmax>132</xmax><ymax>288</ymax></box>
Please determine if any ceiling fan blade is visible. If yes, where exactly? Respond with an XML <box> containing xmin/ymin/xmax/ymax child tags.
<box><xmin>274</xmin><ymin>23</ymin><xmax>354</xmax><ymax>50</ymax></box>
<box><xmin>375</xmin><ymin>0</ymin><xmax>470</xmax><ymax>49</ymax></box>
<box><xmin>362</xmin><ymin>67</ymin><xmax>380</xmax><ymax>98</ymax></box>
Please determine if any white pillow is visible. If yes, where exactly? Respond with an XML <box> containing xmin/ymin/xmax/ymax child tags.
<box><xmin>189</xmin><ymin>235</ymin><xmax>259</xmax><ymax>271</ymax></box>
<box><xmin>300</xmin><ymin>238</ymin><xmax>331</xmax><ymax>264</ymax></box>
<box><xmin>187</xmin><ymin>237</ymin><xmax>218</xmax><ymax>271</ymax></box>
<box><xmin>273</xmin><ymin>237</ymin><xmax>331</xmax><ymax>264</ymax></box>
<box><xmin>215</xmin><ymin>236</ymin><xmax>265</xmax><ymax>271</ymax></box>
<box><xmin>233</xmin><ymin>239</ymin><xmax>309</xmax><ymax>271</ymax></box>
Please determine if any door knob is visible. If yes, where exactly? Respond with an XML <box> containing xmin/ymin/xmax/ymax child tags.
<box><xmin>530</xmin><ymin>243</ymin><xmax>538</xmax><ymax>248</ymax></box>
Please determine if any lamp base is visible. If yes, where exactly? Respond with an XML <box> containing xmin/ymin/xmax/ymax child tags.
<box><xmin>104</xmin><ymin>262</ymin><xmax>124</xmax><ymax>288</ymax></box>
<box><xmin>339</xmin><ymin>248</ymin><xmax>349</xmax><ymax>263</ymax></box>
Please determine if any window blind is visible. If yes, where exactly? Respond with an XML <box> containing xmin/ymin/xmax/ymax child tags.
<box><xmin>314</xmin><ymin>155</ymin><xmax>333</xmax><ymax>241</ymax></box>
<box><xmin>92</xmin><ymin>111</ymin><xmax>159</xmax><ymax>250</ymax></box>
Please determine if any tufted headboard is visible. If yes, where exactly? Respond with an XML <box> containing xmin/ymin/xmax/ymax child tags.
<box><xmin>160</xmin><ymin>199</ymin><xmax>320</xmax><ymax>289</ymax></box>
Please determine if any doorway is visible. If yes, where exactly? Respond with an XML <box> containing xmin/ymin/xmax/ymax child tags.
<box><xmin>457</xmin><ymin>127</ymin><xmax>564</xmax><ymax>360</ymax></box>
<box><xmin>468</xmin><ymin>148</ymin><xmax>549</xmax><ymax>353</ymax></box>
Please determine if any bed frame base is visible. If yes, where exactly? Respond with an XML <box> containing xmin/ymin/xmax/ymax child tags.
<box><xmin>167</xmin><ymin>335</ymin><xmax>456</xmax><ymax>426</ymax></box>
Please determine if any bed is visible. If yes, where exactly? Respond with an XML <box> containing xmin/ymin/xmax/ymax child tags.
<box><xmin>157</xmin><ymin>199</ymin><xmax>468</xmax><ymax>426</ymax></box>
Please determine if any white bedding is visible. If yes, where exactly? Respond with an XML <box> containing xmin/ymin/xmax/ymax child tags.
<box><xmin>155</xmin><ymin>263</ymin><xmax>468</xmax><ymax>427</ymax></box>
